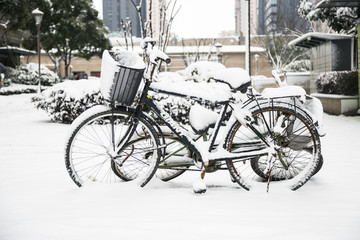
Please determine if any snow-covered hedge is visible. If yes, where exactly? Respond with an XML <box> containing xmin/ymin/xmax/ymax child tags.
<box><xmin>32</xmin><ymin>79</ymin><xmax>105</xmax><ymax>124</ymax></box>
<box><xmin>316</xmin><ymin>71</ymin><xmax>358</xmax><ymax>96</ymax></box>
<box><xmin>9</xmin><ymin>63</ymin><xmax>60</xmax><ymax>86</ymax></box>
<box><xmin>32</xmin><ymin>61</ymin><xmax>228</xmax><ymax>124</ymax></box>
<box><xmin>0</xmin><ymin>84</ymin><xmax>39</xmax><ymax>95</ymax></box>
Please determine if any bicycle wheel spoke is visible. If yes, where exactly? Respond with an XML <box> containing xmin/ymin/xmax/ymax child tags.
<box><xmin>226</xmin><ymin>105</ymin><xmax>321</xmax><ymax>191</ymax></box>
<box><xmin>65</xmin><ymin>109</ymin><xmax>160</xmax><ymax>187</ymax></box>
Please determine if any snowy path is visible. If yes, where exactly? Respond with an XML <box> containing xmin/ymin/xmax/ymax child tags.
<box><xmin>0</xmin><ymin>94</ymin><xmax>360</xmax><ymax>240</ymax></box>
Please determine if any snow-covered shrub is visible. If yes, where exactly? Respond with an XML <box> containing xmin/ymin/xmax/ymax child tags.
<box><xmin>32</xmin><ymin>79</ymin><xmax>105</xmax><ymax>124</ymax></box>
<box><xmin>316</xmin><ymin>71</ymin><xmax>358</xmax><ymax>95</ymax></box>
<box><xmin>10</xmin><ymin>63</ymin><xmax>60</xmax><ymax>86</ymax></box>
<box><xmin>283</xmin><ymin>60</ymin><xmax>310</xmax><ymax>72</ymax></box>
<box><xmin>0</xmin><ymin>84</ymin><xmax>38</xmax><ymax>95</ymax></box>
<box><xmin>32</xmin><ymin>60</ymin><xmax>239</xmax><ymax>126</ymax></box>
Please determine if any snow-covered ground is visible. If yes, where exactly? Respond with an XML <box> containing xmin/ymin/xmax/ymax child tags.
<box><xmin>1</xmin><ymin>93</ymin><xmax>360</xmax><ymax>240</ymax></box>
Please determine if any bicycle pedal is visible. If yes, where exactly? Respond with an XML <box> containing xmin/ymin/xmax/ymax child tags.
<box><xmin>192</xmin><ymin>179</ymin><xmax>207</xmax><ymax>194</ymax></box>
<box><xmin>194</xmin><ymin>188</ymin><xmax>206</xmax><ymax>194</ymax></box>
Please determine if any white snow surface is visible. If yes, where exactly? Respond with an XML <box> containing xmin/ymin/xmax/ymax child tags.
<box><xmin>288</xmin><ymin>32</ymin><xmax>352</xmax><ymax>47</ymax></box>
<box><xmin>151</xmin><ymin>62</ymin><xmax>249</xmax><ymax>102</ymax></box>
<box><xmin>151</xmin><ymin>80</ymin><xmax>232</xmax><ymax>102</ymax></box>
<box><xmin>189</xmin><ymin>103</ymin><xmax>219</xmax><ymax>132</ymax></box>
<box><xmin>179</xmin><ymin>61</ymin><xmax>226</xmax><ymax>78</ymax></box>
<box><xmin>41</xmin><ymin>79</ymin><xmax>100</xmax><ymax>101</ymax></box>
<box><xmin>207</xmin><ymin>67</ymin><xmax>250</xmax><ymax>89</ymax></box>
<box><xmin>1</xmin><ymin>93</ymin><xmax>360</xmax><ymax>240</ymax></box>
<box><xmin>262</xmin><ymin>86</ymin><xmax>306</xmax><ymax>100</ymax></box>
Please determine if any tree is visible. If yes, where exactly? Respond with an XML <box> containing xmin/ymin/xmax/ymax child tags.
<box><xmin>298</xmin><ymin>0</ymin><xmax>358</xmax><ymax>34</ymax></box>
<box><xmin>0</xmin><ymin>0</ymin><xmax>52</xmax><ymax>32</ymax></box>
<box><xmin>251</xmin><ymin>0</ymin><xmax>310</xmax><ymax>73</ymax></box>
<box><xmin>262</xmin><ymin>34</ymin><xmax>310</xmax><ymax>72</ymax></box>
<box><xmin>129</xmin><ymin>0</ymin><xmax>180</xmax><ymax>52</ymax></box>
<box><xmin>1</xmin><ymin>0</ymin><xmax>111</xmax><ymax>77</ymax></box>
<box><xmin>43</xmin><ymin>0</ymin><xmax>111</xmax><ymax>77</ymax></box>
<box><xmin>0</xmin><ymin>0</ymin><xmax>52</xmax><ymax>66</ymax></box>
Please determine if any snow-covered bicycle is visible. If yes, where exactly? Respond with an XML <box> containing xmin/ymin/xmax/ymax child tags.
<box><xmin>65</xmin><ymin>39</ymin><xmax>323</xmax><ymax>193</ymax></box>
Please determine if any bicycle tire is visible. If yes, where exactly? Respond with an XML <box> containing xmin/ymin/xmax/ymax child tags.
<box><xmin>225</xmin><ymin>104</ymin><xmax>321</xmax><ymax>191</ymax></box>
<box><xmin>112</xmin><ymin>135</ymin><xmax>190</xmax><ymax>182</ymax></box>
<box><xmin>156</xmin><ymin>136</ymin><xmax>190</xmax><ymax>181</ymax></box>
<box><xmin>65</xmin><ymin>107</ymin><xmax>160</xmax><ymax>187</ymax></box>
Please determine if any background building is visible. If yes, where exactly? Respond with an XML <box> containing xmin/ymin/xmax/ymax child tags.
<box><xmin>235</xmin><ymin>0</ymin><xmax>309</xmax><ymax>35</ymax></box>
<box><xmin>235</xmin><ymin>0</ymin><xmax>259</xmax><ymax>36</ymax></box>
<box><xmin>102</xmin><ymin>0</ymin><xmax>146</xmax><ymax>37</ymax></box>
<box><xmin>102</xmin><ymin>0</ymin><xmax>164</xmax><ymax>38</ymax></box>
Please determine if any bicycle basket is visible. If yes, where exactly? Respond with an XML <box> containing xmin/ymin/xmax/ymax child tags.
<box><xmin>108</xmin><ymin>65</ymin><xmax>145</xmax><ymax>106</ymax></box>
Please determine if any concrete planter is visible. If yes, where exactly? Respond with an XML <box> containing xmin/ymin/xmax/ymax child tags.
<box><xmin>312</xmin><ymin>93</ymin><xmax>359</xmax><ymax>115</ymax></box>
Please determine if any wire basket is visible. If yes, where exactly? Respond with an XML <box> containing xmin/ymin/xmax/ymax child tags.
<box><xmin>109</xmin><ymin>65</ymin><xmax>145</xmax><ymax>106</ymax></box>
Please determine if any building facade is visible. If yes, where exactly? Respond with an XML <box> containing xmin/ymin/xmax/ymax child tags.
<box><xmin>102</xmin><ymin>0</ymin><xmax>164</xmax><ymax>38</ymax></box>
<box><xmin>235</xmin><ymin>0</ymin><xmax>309</xmax><ymax>35</ymax></box>
<box><xmin>102</xmin><ymin>0</ymin><xmax>146</xmax><ymax>37</ymax></box>
<box><xmin>235</xmin><ymin>0</ymin><xmax>259</xmax><ymax>36</ymax></box>
<box><xmin>265</xmin><ymin>0</ymin><xmax>308</xmax><ymax>34</ymax></box>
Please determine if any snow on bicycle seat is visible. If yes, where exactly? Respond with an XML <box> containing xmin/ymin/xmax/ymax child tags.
<box><xmin>207</xmin><ymin>68</ymin><xmax>251</xmax><ymax>93</ymax></box>
<box><xmin>151</xmin><ymin>68</ymin><xmax>251</xmax><ymax>103</ymax></box>
<box><xmin>151</xmin><ymin>72</ymin><xmax>232</xmax><ymax>103</ymax></box>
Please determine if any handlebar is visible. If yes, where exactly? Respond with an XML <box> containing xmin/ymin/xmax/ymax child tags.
<box><xmin>148</xmin><ymin>49</ymin><xmax>171</xmax><ymax>65</ymax></box>
<box><xmin>141</xmin><ymin>38</ymin><xmax>171</xmax><ymax>64</ymax></box>
<box><xmin>140</xmin><ymin>38</ymin><xmax>171</xmax><ymax>81</ymax></box>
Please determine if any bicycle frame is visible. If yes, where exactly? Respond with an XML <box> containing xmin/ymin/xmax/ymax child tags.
<box><xmin>120</xmin><ymin>80</ymin><xmax>270</xmax><ymax>165</ymax></box>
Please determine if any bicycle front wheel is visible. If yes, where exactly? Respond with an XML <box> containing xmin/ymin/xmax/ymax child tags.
<box><xmin>65</xmin><ymin>107</ymin><xmax>160</xmax><ymax>187</ymax></box>
<box><xmin>225</xmin><ymin>104</ymin><xmax>321</xmax><ymax>191</ymax></box>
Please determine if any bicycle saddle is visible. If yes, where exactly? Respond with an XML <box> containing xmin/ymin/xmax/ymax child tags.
<box><xmin>209</xmin><ymin>68</ymin><xmax>251</xmax><ymax>93</ymax></box>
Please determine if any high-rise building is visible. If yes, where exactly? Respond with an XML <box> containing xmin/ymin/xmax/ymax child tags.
<box><xmin>235</xmin><ymin>0</ymin><xmax>259</xmax><ymax>36</ymax></box>
<box><xmin>235</xmin><ymin>0</ymin><xmax>309</xmax><ymax>36</ymax></box>
<box><xmin>102</xmin><ymin>0</ymin><xmax>146</xmax><ymax>37</ymax></box>
<box><xmin>265</xmin><ymin>0</ymin><xmax>308</xmax><ymax>34</ymax></box>
<box><xmin>102</xmin><ymin>0</ymin><xmax>165</xmax><ymax>38</ymax></box>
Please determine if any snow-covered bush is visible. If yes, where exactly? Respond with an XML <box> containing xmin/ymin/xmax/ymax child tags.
<box><xmin>32</xmin><ymin>79</ymin><xmax>105</xmax><ymax>123</ymax></box>
<box><xmin>283</xmin><ymin>60</ymin><xmax>310</xmax><ymax>72</ymax></box>
<box><xmin>316</xmin><ymin>71</ymin><xmax>358</xmax><ymax>95</ymax></box>
<box><xmin>0</xmin><ymin>84</ymin><xmax>38</xmax><ymax>95</ymax></box>
<box><xmin>32</xmin><ymin>61</ymin><xmax>236</xmax><ymax>125</ymax></box>
<box><xmin>10</xmin><ymin>63</ymin><xmax>60</xmax><ymax>86</ymax></box>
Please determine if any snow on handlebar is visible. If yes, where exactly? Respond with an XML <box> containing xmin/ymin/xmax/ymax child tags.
<box><xmin>140</xmin><ymin>37</ymin><xmax>171</xmax><ymax>64</ymax></box>
<box><xmin>140</xmin><ymin>37</ymin><xmax>156</xmax><ymax>50</ymax></box>
<box><xmin>149</xmin><ymin>50</ymin><xmax>171</xmax><ymax>64</ymax></box>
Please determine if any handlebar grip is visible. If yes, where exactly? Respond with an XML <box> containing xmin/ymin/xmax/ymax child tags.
<box><xmin>153</xmin><ymin>56</ymin><xmax>171</xmax><ymax>64</ymax></box>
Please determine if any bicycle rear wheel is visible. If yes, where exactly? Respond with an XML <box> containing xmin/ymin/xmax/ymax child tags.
<box><xmin>65</xmin><ymin>107</ymin><xmax>160</xmax><ymax>187</ymax></box>
<box><xmin>225</xmin><ymin>104</ymin><xmax>321</xmax><ymax>191</ymax></box>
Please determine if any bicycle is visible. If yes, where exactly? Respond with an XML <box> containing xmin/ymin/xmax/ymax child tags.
<box><xmin>65</xmin><ymin>39</ymin><xmax>322</xmax><ymax>193</ymax></box>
